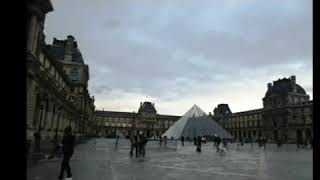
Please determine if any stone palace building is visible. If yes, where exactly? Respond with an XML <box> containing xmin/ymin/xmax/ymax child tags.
<box><xmin>94</xmin><ymin>102</ymin><xmax>180</xmax><ymax>138</ymax></box>
<box><xmin>27</xmin><ymin>0</ymin><xmax>95</xmax><ymax>143</ymax></box>
<box><xmin>212</xmin><ymin>76</ymin><xmax>313</xmax><ymax>143</ymax></box>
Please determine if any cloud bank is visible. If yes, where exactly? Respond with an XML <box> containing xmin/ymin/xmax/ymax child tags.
<box><xmin>45</xmin><ymin>0</ymin><xmax>312</xmax><ymax>115</ymax></box>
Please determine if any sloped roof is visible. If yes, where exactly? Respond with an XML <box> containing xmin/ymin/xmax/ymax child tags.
<box><xmin>46</xmin><ymin>38</ymin><xmax>85</xmax><ymax>64</ymax></box>
<box><xmin>138</xmin><ymin>102</ymin><xmax>157</xmax><ymax>114</ymax></box>
<box><xmin>265</xmin><ymin>78</ymin><xmax>306</xmax><ymax>97</ymax></box>
<box><xmin>162</xmin><ymin>105</ymin><xmax>233</xmax><ymax>139</ymax></box>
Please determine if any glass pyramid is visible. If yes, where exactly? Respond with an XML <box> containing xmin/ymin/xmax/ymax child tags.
<box><xmin>162</xmin><ymin>104</ymin><xmax>233</xmax><ymax>139</ymax></box>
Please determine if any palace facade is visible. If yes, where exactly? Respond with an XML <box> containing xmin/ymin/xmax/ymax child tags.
<box><xmin>94</xmin><ymin>102</ymin><xmax>180</xmax><ymax>138</ymax></box>
<box><xmin>27</xmin><ymin>0</ymin><xmax>95</xmax><ymax>143</ymax></box>
<box><xmin>212</xmin><ymin>76</ymin><xmax>313</xmax><ymax>143</ymax></box>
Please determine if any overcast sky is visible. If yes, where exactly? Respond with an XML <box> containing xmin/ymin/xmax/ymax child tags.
<box><xmin>45</xmin><ymin>0</ymin><xmax>312</xmax><ymax>116</ymax></box>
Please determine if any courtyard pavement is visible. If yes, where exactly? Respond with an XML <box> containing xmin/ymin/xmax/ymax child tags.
<box><xmin>27</xmin><ymin>138</ymin><xmax>312</xmax><ymax>180</ymax></box>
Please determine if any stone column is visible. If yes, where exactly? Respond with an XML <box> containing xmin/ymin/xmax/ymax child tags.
<box><xmin>61</xmin><ymin>114</ymin><xmax>67</xmax><ymax>133</ymax></box>
<box><xmin>38</xmin><ymin>102</ymin><xmax>45</xmax><ymax>141</ymax></box>
<box><xmin>302</xmin><ymin>129</ymin><xmax>306</xmax><ymax>142</ymax></box>
<box><xmin>42</xmin><ymin>99</ymin><xmax>51</xmax><ymax>141</ymax></box>
<box><xmin>27</xmin><ymin>80</ymin><xmax>38</xmax><ymax>140</ymax></box>
<box><xmin>49</xmin><ymin>103</ymin><xmax>56</xmax><ymax>139</ymax></box>
<box><xmin>58</xmin><ymin>112</ymin><xmax>64</xmax><ymax>139</ymax></box>
<box><xmin>52</xmin><ymin>108</ymin><xmax>59</xmax><ymax>139</ymax></box>
<box><xmin>27</xmin><ymin>15</ymin><xmax>37</xmax><ymax>53</ymax></box>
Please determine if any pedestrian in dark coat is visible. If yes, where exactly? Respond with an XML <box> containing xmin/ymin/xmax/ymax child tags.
<box><xmin>34</xmin><ymin>132</ymin><xmax>41</xmax><ymax>153</ymax></box>
<box><xmin>164</xmin><ymin>136</ymin><xmax>168</xmax><ymax>147</ymax></box>
<box><xmin>27</xmin><ymin>139</ymin><xmax>31</xmax><ymax>155</ymax></box>
<box><xmin>181</xmin><ymin>136</ymin><xmax>185</xmax><ymax>147</ymax></box>
<box><xmin>140</xmin><ymin>134</ymin><xmax>147</xmax><ymax>157</ymax></box>
<box><xmin>196</xmin><ymin>136</ymin><xmax>202</xmax><ymax>152</ymax></box>
<box><xmin>159</xmin><ymin>136</ymin><xmax>163</xmax><ymax>147</ymax></box>
<box><xmin>217</xmin><ymin>136</ymin><xmax>222</xmax><ymax>147</ymax></box>
<box><xmin>58</xmin><ymin>126</ymin><xmax>75</xmax><ymax>180</ymax></box>
<box><xmin>129</xmin><ymin>135</ymin><xmax>136</xmax><ymax>156</ymax></box>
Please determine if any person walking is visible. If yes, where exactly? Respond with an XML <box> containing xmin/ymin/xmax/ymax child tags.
<box><xmin>240</xmin><ymin>138</ymin><xmax>244</xmax><ymax>146</ymax></box>
<box><xmin>263</xmin><ymin>137</ymin><xmax>267</xmax><ymax>150</ymax></box>
<box><xmin>196</xmin><ymin>136</ymin><xmax>202</xmax><ymax>152</ymax></box>
<box><xmin>216</xmin><ymin>136</ymin><xmax>222</xmax><ymax>152</ymax></box>
<box><xmin>34</xmin><ymin>132</ymin><xmax>41</xmax><ymax>153</ymax></box>
<box><xmin>115</xmin><ymin>135</ymin><xmax>119</xmax><ymax>150</ymax></box>
<box><xmin>213</xmin><ymin>135</ymin><xmax>217</xmax><ymax>146</ymax></box>
<box><xmin>296</xmin><ymin>137</ymin><xmax>302</xmax><ymax>150</ymax></box>
<box><xmin>136</xmin><ymin>133</ymin><xmax>141</xmax><ymax>157</ymax></box>
<box><xmin>159</xmin><ymin>136</ymin><xmax>163</xmax><ymax>147</ymax></box>
<box><xmin>181</xmin><ymin>136</ymin><xmax>185</xmax><ymax>147</ymax></box>
<box><xmin>222</xmin><ymin>138</ymin><xmax>228</xmax><ymax>150</ymax></box>
<box><xmin>129</xmin><ymin>135</ymin><xmax>136</xmax><ymax>157</ymax></box>
<box><xmin>139</xmin><ymin>132</ymin><xmax>148</xmax><ymax>157</ymax></box>
<box><xmin>164</xmin><ymin>136</ymin><xmax>168</xmax><ymax>147</ymax></box>
<box><xmin>58</xmin><ymin>126</ymin><xmax>75</xmax><ymax>180</ymax></box>
<box><xmin>27</xmin><ymin>139</ymin><xmax>32</xmax><ymax>155</ymax></box>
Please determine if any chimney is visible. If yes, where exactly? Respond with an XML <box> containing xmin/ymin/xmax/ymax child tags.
<box><xmin>64</xmin><ymin>35</ymin><xmax>75</xmax><ymax>62</ymax></box>
<box><xmin>291</xmin><ymin>75</ymin><xmax>296</xmax><ymax>93</ymax></box>
<box><xmin>290</xmin><ymin>75</ymin><xmax>296</xmax><ymax>84</ymax></box>
<box><xmin>267</xmin><ymin>83</ymin><xmax>272</xmax><ymax>89</ymax></box>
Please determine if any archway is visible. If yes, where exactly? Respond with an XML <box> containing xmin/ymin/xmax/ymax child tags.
<box><xmin>273</xmin><ymin>130</ymin><xmax>278</xmax><ymax>141</ymax></box>
<box><xmin>306</xmin><ymin>129</ymin><xmax>312</xmax><ymax>139</ymax></box>
<box><xmin>296</xmin><ymin>129</ymin><xmax>302</xmax><ymax>142</ymax></box>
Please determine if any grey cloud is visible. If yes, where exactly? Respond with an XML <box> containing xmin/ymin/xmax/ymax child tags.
<box><xmin>45</xmin><ymin>0</ymin><xmax>312</xmax><ymax>113</ymax></box>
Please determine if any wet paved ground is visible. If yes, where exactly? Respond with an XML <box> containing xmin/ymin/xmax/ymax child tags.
<box><xmin>27</xmin><ymin>138</ymin><xmax>312</xmax><ymax>180</ymax></box>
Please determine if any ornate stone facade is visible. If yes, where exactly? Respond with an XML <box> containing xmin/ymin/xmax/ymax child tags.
<box><xmin>94</xmin><ymin>102</ymin><xmax>180</xmax><ymax>138</ymax></box>
<box><xmin>26</xmin><ymin>0</ymin><xmax>95</xmax><ymax>143</ymax></box>
<box><xmin>213</xmin><ymin>76</ymin><xmax>313</xmax><ymax>143</ymax></box>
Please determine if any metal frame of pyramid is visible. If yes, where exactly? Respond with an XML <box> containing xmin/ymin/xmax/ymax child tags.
<box><xmin>162</xmin><ymin>105</ymin><xmax>233</xmax><ymax>139</ymax></box>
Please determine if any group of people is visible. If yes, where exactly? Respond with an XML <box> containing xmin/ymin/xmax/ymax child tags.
<box><xmin>213</xmin><ymin>135</ymin><xmax>228</xmax><ymax>154</ymax></box>
<box><xmin>159</xmin><ymin>136</ymin><xmax>168</xmax><ymax>147</ymax></box>
<box><xmin>129</xmin><ymin>132</ymin><xmax>148</xmax><ymax>157</ymax></box>
<box><xmin>296</xmin><ymin>137</ymin><xmax>313</xmax><ymax>149</ymax></box>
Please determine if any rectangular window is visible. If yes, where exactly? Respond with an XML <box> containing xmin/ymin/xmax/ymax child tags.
<box><xmin>70</xmin><ymin>68</ymin><xmax>80</xmax><ymax>82</ymax></box>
